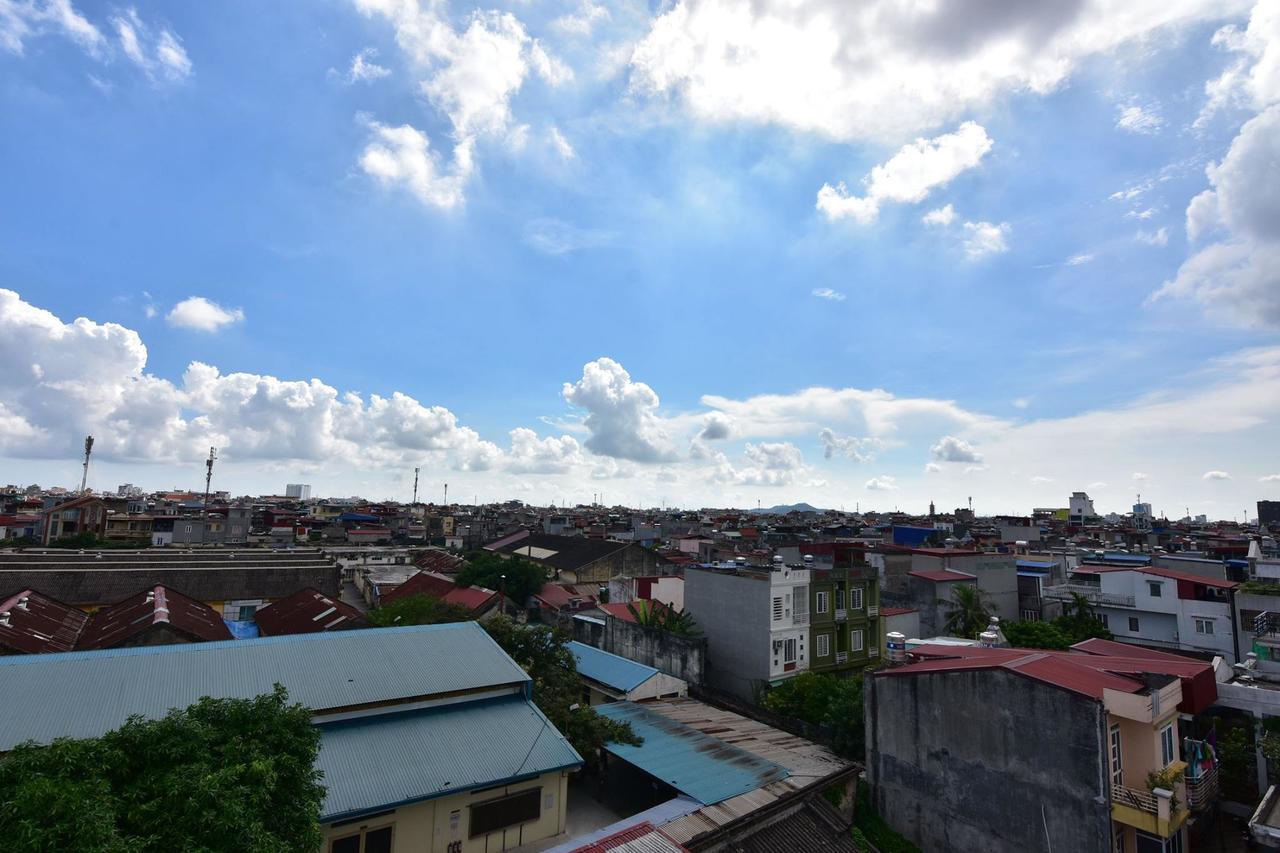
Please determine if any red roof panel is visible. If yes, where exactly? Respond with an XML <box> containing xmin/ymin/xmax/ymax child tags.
<box><xmin>254</xmin><ymin>587</ymin><xmax>365</xmax><ymax>637</ymax></box>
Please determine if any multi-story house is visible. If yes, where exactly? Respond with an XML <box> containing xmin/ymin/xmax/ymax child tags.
<box><xmin>684</xmin><ymin>557</ymin><xmax>810</xmax><ymax>701</ymax></box>
<box><xmin>805</xmin><ymin>551</ymin><xmax>881</xmax><ymax>675</ymax></box>
<box><xmin>1043</xmin><ymin>565</ymin><xmax>1238</xmax><ymax>660</ymax></box>
<box><xmin>867</xmin><ymin>638</ymin><xmax>1220</xmax><ymax>853</ymax></box>
<box><xmin>39</xmin><ymin>496</ymin><xmax>106</xmax><ymax>544</ymax></box>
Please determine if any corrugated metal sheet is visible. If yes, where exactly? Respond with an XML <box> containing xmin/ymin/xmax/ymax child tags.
<box><xmin>569</xmin><ymin>641</ymin><xmax>659</xmax><ymax>693</ymax></box>
<box><xmin>316</xmin><ymin>695</ymin><xmax>581</xmax><ymax>821</ymax></box>
<box><xmin>594</xmin><ymin>702</ymin><xmax>788</xmax><ymax>805</ymax></box>
<box><xmin>0</xmin><ymin>622</ymin><xmax>530</xmax><ymax>751</ymax></box>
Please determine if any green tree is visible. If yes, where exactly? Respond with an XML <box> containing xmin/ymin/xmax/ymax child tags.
<box><xmin>367</xmin><ymin>593</ymin><xmax>472</xmax><ymax>627</ymax></box>
<box><xmin>456</xmin><ymin>552</ymin><xmax>548</xmax><ymax>606</ymax></box>
<box><xmin>1002</xmin><ymin>620</ymin><xmax>1072</xmax><ymax>650</ymax></box>
<box><xmin>763</xmin><ymin>671</ymin><xmax>867</xmax><ymax>760</ymax></box>
<box><xmin>1053</xmin><ymin>593</ymin><xmax>1113</xmax><ymax>644</ymax></box>
<box><xmin>941</xmin><ymin>584</ymin><xmax>993</xmax><ymax>639</ymax></box>
<box><xmin>626</xmin><ymin>600</ymin><xmax>701</xmax><ymax>636</ymax></box>
<box><xmin>482</xmin><ymin>615</ymin><xmax>639</xmax><ymax>767</ymax></box>
<box><xmin>0</xmin><ymin>686</ymin><xmax>324</xmax><ymax>852</ymax></box>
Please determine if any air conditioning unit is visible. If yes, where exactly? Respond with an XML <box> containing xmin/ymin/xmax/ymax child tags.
<box><xmin>772</xmin><ymin>640</ymin><xmax>783</xmax><ymax>652</ymax></box>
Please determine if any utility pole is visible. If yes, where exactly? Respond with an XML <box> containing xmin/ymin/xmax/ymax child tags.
<box><xmin>201</xmin><ymin>447</ymin><xmax>216</xmax><ymax>545</ymax></box>
<box><xmin>412</xmin><ymin>467</ymin><xmax>419</xmax><ymax>505</ymax></box>
<box><xmin>443</xmin><ymin>483</ymin><xmax>448</xmax><ymax>506</ymax></box>
<box><xmin>79</xmin><ymin>435</ymin><xmax>94</xmax><ymax>494</ymax></box>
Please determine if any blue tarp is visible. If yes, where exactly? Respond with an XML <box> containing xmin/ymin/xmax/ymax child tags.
<box><xmin>891</xmin><ymin>526</ymin><xmax>935</xmax><ymax>547</ymax></box>
<box><xmin>224</xmin><ymin>619</ymin><xmax>259</xmax><ymax>639</ymax></box>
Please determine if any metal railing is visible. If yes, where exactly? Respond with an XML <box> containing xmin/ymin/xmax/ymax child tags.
<box><xmin>867</xmin><ymin>605</ymin><xmax>879</xmax><ymax>618</ymax></box>
<box><xmin>1112</xmin><ymin>784</ymin><xmax>1159</xmax><ymax>813</ymax></box>
<box><xmin>835</xmin><ymin>652</ymin><xmax>848</xmax><ymax>664</ymax></box>
<box><xmin>1185</xmin><ymin>764</ymin><xmax>1218</xmax><ymax>811</ymax></box>
<box><xmin>792</xmin><ymin>612</ymin><xmax>809</xmax><ymax>626</ymax></box>
<box><xmin>1042</xmin><ymin>583</ymin><xmax>1136</xmax><ymax>608</ymax></box>
<box><xmin>835</xmin><ymin>608</ymin><xmax>848</xmax><ymax>621</ymax></box>
<box><xmin>1254</xmin><ymin>611</ymin><xmax>1280</xmax><ymax>637</ymax></box>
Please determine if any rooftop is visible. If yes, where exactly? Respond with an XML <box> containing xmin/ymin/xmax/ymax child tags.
<box><xmin>253</xmin><ymin>587</ymin><xmax>365</xmax><ymax>637</ymax></box>
<box><xmin>569</xmin><ymin>641</ymin><xmax>661</xmax><ymax>693</ymax></box>
<box><xmin>907</xmin><ymin>569</ymin><xmax>977</xmax><ymax>582</ymax></box>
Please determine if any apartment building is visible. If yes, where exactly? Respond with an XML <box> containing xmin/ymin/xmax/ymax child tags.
<box><xmin>684</xmin><ymin>557</ymin><xmax>810</xmax><ymax>700</ymax></box>
<box><xmin>1044</xmin><ymin>565</ymin><xmax>1238</xmax><ymax>660</ymax></box>
<box><xmin>867</xmin><ymin>639</ymin><xmax>1220</xmax><ymax>853</ymax></box>
<box><xmin>805</xmin><ymin>552</ymin><xmax>881</xmax><ymax>675</ymax></box>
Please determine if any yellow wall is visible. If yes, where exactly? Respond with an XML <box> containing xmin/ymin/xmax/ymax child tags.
<box><xmin>320</xmin><ymin>769</ymin><xmax>570</xmax><ymax>853</ymax></box>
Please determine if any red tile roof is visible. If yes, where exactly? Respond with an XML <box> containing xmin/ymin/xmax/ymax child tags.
<box><xmin>254</xmin><ymin>587</ymin><xmax>365</xmax><ymax>636</ymax></box>
<box><xmin>884</xmin><ymin>642</ymin><xmax>1217</xmax><ymax>712</ymax></box>
<box><xmin>908</xmin><ymin>569</ymin><xmax>977</xmax><ymax>582</ymax></box>
<box><xmin>599</xmin><ymin>602</ymin><xmax>638</xmax><ymax>623</ymax></box>
<box><xmin>77</xmin><ymin>585</ymin><xmax>233</xmax><ymax>649</ymax></box>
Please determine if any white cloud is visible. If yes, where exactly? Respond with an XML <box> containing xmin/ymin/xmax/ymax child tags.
<box><xmin>345</xmin><ymin>47</ymin><xmax>390</xmax><ymax>83</ymax></box>
<box><xmin>729</xmin><ymin>442</ymin><xmax>807</xmax><ymax>486</ymax></box>
<box><xmin>697</xmin><ymin>412</ymin><xmax>733</xmax><ymax>441</ymax></box>
<box><xmin>522</xmin><ymin>218</ymin><xmax>614</xmax><ymax>255</ymax></box>
<box><xmin>922</xmin><ymin>204</ymin><xmax>956</xmax><ymax>226</ymax></box>
<box><xmin>865</xmin><ymin>475</ymin><xmax>897</xmax><ymax>492</ymax></box>
<box><xmin>1110</xmin><ymin>181</ymin><xmax>1153</xmax><ymax>202</ymax></box>
<box><xmin>1195</xmin><ymin>3</ymin><xmax>1280</xmax><ymax>128</ymax></box>
<box><xmin>1203</xmin><ymin>469</ymin><xmax>1232</xmax><ymax>480</ymax></box>
<box><xmin>961</xmin><ymin>220</ymin><xmax>1010</xmax><ymax>259</ymax></box>
<box><xmin>562</xmin><ymin>357</ymin><xmax>677</xmax><ymax>463</ymax></box>
<box><xmin>1126</xmin><ymin>207</ymin><xmax>1158</xmax><ymax>220</ymax></box>
<box><xmin>819</xmin><ymin>428</ymin><xmax>882</xmax><ymax>462</ymax></box>
<box><xmin>553</xmin><ymin>0</ymin><xmax>609</xmax><ymax>36</ymax></box>
<box><xmin>166</xmin><ymin>297</ymin><xmax>244</xmax><ymax>333</ymax></box>
<box><xmin>0</xmin><ymin>0</ymin><xmax>103</xmax><ymax>56</ymax></box>
<box><xmin>1154</xmin><ymin>104</ymin><xmax>1280</xmax><ymax>329</ymax></box>
<box><xmin>812</xmin><ymin>287</ymin><xmax>846</xmax><ymax>301</ymax></box>
<box><xmin>931</xmin><ymin>435</ymin><xmax>983</xmax><ymax>464</ymax></box>
<box><xmin>112</xmin><ymin>8</ymin><xmax>191</xmax><ymax>82</ymax></box>
<box><xmin>816</xmin><ymin>122</ymin><xmax>992</xmax><ymax>224</ymax></box>
<box><xmin>1029</xmin><ymin>475</ymin><xmax>1054</xmax><ymax>484</ymax></box>
<box><xmin>1133</xmin><ymin>472</ymin><xmax>1149</xmax><ymax>482</ymax></box>
<box><xmin>1261</xmin><ymin>473</ymin><xmax>1280</xmax><ymax>482</ymax></box>
<box><xmin>1012</xmin><ymin>397</ymin><xmax>1030</xmax><ymax>409</ymax></box>
<box><xmin>359</xmin><ymin>120</ymin><xmax>472</xmax><ymax>210</ymax></box>
<box><xmin>1116</xmin><ymin>103</ymin><xmax>1164</xmax><ymax>134</ymax></box>
<box><xmin>629</xmin><ymin>0</ymin><xmax>1244</xmax><ymax>143</ymax></box>
<box><xmin>549</xmin><ymin>125</ymin><xmax>575</xmax><ymax>160</ymax></box>
<box><xmin>1066</xmin><ymin>252</ymin><xmax>1095</xmax><ymax>266</ymax></box>
<box><xmin>923</xmin><ymin>462</ymin><xmax>942</xmax><ymax>474</ymax></box>
<box><xmin>505</xmin><ymin>427</ymin><xmax>583</xmax><ymax>473</ymax></box>
<box><xmin>1136</xmin><ymin>227</ymin><xmax>1170</xmax><ymax>246</ymax></box>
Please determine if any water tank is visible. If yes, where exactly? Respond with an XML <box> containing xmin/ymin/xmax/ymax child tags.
<box><xmin>886</xmin><ymin>631</ymin><xmax>907</xmax><ymax>663</ymax></box>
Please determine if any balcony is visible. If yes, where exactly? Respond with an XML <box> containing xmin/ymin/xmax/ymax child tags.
<box><xmin>867</xmin><ymin>605</ymin><xmax>879</xmax><ymax>618</ymax></box>
<box><xmin>1111</xmin><ymin>783</ymin><xmax>1188</xmax><ymax>838</ymax></box>
<box><xmin>835</xmin><ymin>608</ymin><xmax>848</xmax><ymax>621</ymax></box>
<box><xmin>793</xmin><ymin>611</ymin><xmax>809</xmax><ymax>626</ymax></box>
<box><xmin>1042</xmin><ymin>583</ymin><xmax>1135</xmax><ymax>609</ymax></box>
<box><xmin>1185</xmin><ymin>764</ymin><xmax>1219</xmax><ymax>811</ymax></box>
<box><xmin>835</xmin><ymin>652</ymin><xmax>848</xmax><ymax>664</ymax></box>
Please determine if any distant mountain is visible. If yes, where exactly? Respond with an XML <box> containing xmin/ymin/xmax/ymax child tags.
<box><xmin>747</xmin><ymin>502</ymin><xmax>825</xmax><ymax>514</ymax></box>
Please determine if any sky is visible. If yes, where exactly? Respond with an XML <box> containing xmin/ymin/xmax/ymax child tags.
<box><xmin>1</xmin><ymin>0</ymin><xmax>1279</xmax><ymax>518</ymax></box>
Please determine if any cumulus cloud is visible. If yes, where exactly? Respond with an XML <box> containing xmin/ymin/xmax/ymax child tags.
<box><xmin>728</xmin><ymin>442</ymin><xmax>807</xmax><ymax>486</ymax></box>
<box><xmin>962</xmin><ymin>220</ymin><xmax>1010</xmax><ymax>259</ymax></box>
<box><xmin>865</xmin><ymin>475</ymin><xmax>897</xmax><ymax>491</ymax></box>
<box><xmin>812</xmin><ymin>287</ymin><xmax>846</xmax><ymax>301</ymax></box>
<box><xmin>342</xmin><ymin>47</ymin><xmax>390</xmax><ymax>83</ymax></box>
<box><xmin>562</xmin><ymin>357</ymin><xmax>677</xmax><ymax>463</ymax></box>
<box><xmin>553</xmin><ymin>0</ymin><xmax>609</xmax><ymax>36</ymax></box>
<box><xmin>697</xmin><ymin>412</ymin><xmax>733</xmax><ymax>441</ymax></box>
<box><xmin>922</xmin><ymin>204</ymin><xmax>956</xmax><ymax>226</ymax></box>
<box><xmin>354</xmin><ymin>0</ymin><xmax>570</xmax><ymax>207</ymax></box>
<box><xmin>166</xmin><ymin>297</ymin><xmax>244</xmax><ymax>333</ymax></box>
<box><xmin>931</xmin><ymin>435</ymin><xmax>983</xmax><ymax>464</ymax></box>
<box><xmin>923</xmin><ymin>462</ymin><xmax>942</xmax><ymax>474</ymax></box>
<box><xmin>359</xmin><ymin>120</ymin><xmax>473</xmax><ymax>210</ymax></box>
<box><xmin>1116</xmin><ymin>103</ymin><xmax>1164</xmax><ymax>134</ymax></box>
<box><xmin>816</xmin><ymin>122</ymin><xmax>992</xmax><ymax>224</ymax></box>
<box><xmin>1203</xmin><ymin>469</ymin><xmax>1232</xmax><ymax>479</ymax></box>
<box><xmin>1195</xmin><ymin>2</ymin><xmax>1280</xmax><ymax>128</ymax></box>
<box><xmin>819</xmin><ymin>428</ymin><xmax>882</xmax><ymax>462</ymax></box>
<box><xmin>505</xmin><ymin>427</ymin><xmax>583</xmax><ymax>473</ymax></box>
<box><xmin>629</xmin><ymin>0</ymin><xmax>1241</xmax><ymax>143</ymax></box>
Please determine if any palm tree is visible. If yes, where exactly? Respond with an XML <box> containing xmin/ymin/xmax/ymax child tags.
<box><xmin>941</xmin><ymin>584</ymin><xmax>993</xmax><ymax>639</ymax></box>
<box><xmin>1064</xmin><ymin>591</ymin><xmax>1096</xmax><ymax>622</ymax></box>
<box><xmin>626</xmin><ymin>600</ymin><xmax>701</xmax><ymax>636</ymax></box>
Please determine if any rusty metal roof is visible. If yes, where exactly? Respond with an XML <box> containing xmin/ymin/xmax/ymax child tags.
<box><xmin>253</xmin><ymin>587</ymin><xmax>365</xmax><ymax>636</ymax></box>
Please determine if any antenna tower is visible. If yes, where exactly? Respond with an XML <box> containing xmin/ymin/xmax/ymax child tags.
<box><xmin>412</xmin><ymin>467</ymin><xmax>420</xmax><ymax>504</ymax></box>
<box><xmin>79</xmin><ymin>435</ymin><xmax>94</xmax><ymax>493</ymax></box>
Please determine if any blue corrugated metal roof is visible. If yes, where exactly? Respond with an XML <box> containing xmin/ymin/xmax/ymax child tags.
<box><xmin>0</xmin><ymin>622</ymin><xmax>530</xmax><ymax>751</ymax></box>
<box><xmin>1017</xmin><ymin>560</ymin><xmax>1057</xmax><ymax>570</ymax></box>
<box><xmin>569</xmin><ymin>641</ymin><xmax>659</xmax><ymax>693</ymax></box>
<box><xmin>1097</xmin><ymin>553</ymin><xmax>1152</xmax><ymax>564</ymax></box>
<box><xmin>594</xmin><ymin>702</ymin><xmax>788</xmax><ymax>805</ymax></box>
<box><xmin>317</xmin><ymin>695</ymin><xmax>581</xmax><ymax>821</ymax></box>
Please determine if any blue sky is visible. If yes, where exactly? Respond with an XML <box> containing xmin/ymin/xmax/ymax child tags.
<box><xmin>2</xmin><ymin>0</ymin><xmax>1278</xmax><ymax>517</ymax></box>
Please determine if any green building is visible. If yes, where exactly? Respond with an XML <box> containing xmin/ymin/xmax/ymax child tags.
<box><xmin>806</xmin><ymin>551</ymin><xmax>880</xmax><ymax>674</ymax></box>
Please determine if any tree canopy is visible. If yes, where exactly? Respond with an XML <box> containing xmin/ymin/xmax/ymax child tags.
<box><xmin>456</xmin><ymin>552</ymin><xmax>548</xmax><ymax>606</ymax></box>
<box><xmin>366</xmin><ymin>593</ymin><xmax>471</xmax><ymax>627</ymax></box>
<box><xmin>482</xmin><ymin>615</ymin><xmax>639</xmax><ymax>767</ymax></box>
<box><xmin>0</xmin><ymin>686</ymin><xmax>324</xmax><ymax>852</ymax></box>
<box><xmin>626</xmin><ymin>600</ymin><xmax>701</xmax><ymax>636</ymax></box>
<box><xmin>763</xmin><ymin>671</ymin><xmax>867</xmax><ymax>761</ymax></box>
<box><xmin>941</xmin><ymin>584</ymin><xmax>993</xmax><ymax>639</ymax></box>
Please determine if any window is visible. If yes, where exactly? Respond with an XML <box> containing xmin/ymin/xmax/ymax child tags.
<box><xmin>816</xmin><ymin>633</ymin><xmax>830</xmax><ymax>657</ymax></box>
<box><xmin>835</xmin><ymin>588</ymin><xmax>845</xmax><ymax>610</ymax></box>
<box><xmin>330</xmin><ymin>826</ymin><xmax>393</xmax><ymax>853</ymax></box>
<box><xmin>184</xmin><ymin>524</ymin><xmax>192</xmax><ymax>533</ymax></box>
<box><xmin>1110</xmin><ymin>724</ymin><xmax>1123</xmax><ymax>789</ymax></box>
<box><xmin>470</xmin><ymin>787</ymin><xmax>541</xmax><ymax>838</ymax></box>
<box><xmin>1148</xmin><ymin>581</ymin><xmax>1162</xmax><ymax>597</ymax></box>
<box><xmin>1116</xmin><ymin>829</ymin><xmax>1126</xmax><ymax>853</ymax></box>
<box><xmin>1160</xmin><ymin>724</ymin><xmax>1176</xmax><ymax>766</ymax></box>
<box><xmin>1195</xmin><ymin>618</ymin><xmax>1215</xmax><ymax>635</ymax></box>
<box><xmin>1135</xmin><ymin>828</ymin><xmax>1183</xmax><ymax>853</ymax></box>
<box><xmin>816</xmin><ymin>591</ymin><xmax>830</xmax><ymax>614</ymax></box>
<box><xmin>772</xmin><ymin>597</ymin><xmax>783</xmax><ymax>621</ymax></box>
<box><xmin>238</xmin><ymin>605</ymin><xmax>257</xmax><ymax>621</ymax></box>
<box><xmin>783</xmin><ymin>638</ymin><xmax>798</xmax><ymax>663</ymax></box>
<box><xmin>851</xmin><ymin>629</ymin><xmax>865</xmax><ymax>652</ymax></box>
<box><xmin>850</xmin><ymin>587</ymin><xmax>864</xmax><ymax>610</ymax></box>
<box><xmin>1099</xmin><ymin>613</ymin><xmax>1109</xmax><ymax>628</ymax></box>
<box><xmin>1128</xmin><ymin>617</ymin><xmax>1140</xmax><ymax>633</ymax></box>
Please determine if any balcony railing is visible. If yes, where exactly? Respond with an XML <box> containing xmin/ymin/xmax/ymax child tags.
<box><xmin>1254</xmin><ymin>611</ymin><xmax>1280</xmax><ymax>638</ymax></box>
<box><xmin>867</xmin><ymin>605</ymin><xmax>879</xmax><ymax>618</ymax></box>
<box><xmin>835</xmin><ymin>608</ymin><xmax>848</xmax><ymax>621</ymax></box>
<box><xmin>1185</xmin><ymin>764</ymin><xmax>1219</xmax><ymax>811</ymax></box>
<box><xmin>835</xmin><ymin>652</ymin><xmax>848</xmax><ymax>664</ymax></box>
<box><xmin>792</xmin><ymin>611</ymin><xmax>809</xmax><ymax>626</ymax></box>
<box><xmin>1113</xmin><ymin>784</ymin><xmax>1159</xmax><ymax>813</ymax></box>
<box><xmin>1042</xmin><ymin>583</ymin><xmax>1135</xmax><ymax>608</ymax></box>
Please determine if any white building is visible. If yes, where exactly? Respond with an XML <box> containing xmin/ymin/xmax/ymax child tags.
<box><xmin>285</xmin><ymin>483</ymin><xmax>312</xmax><ymax>500</ymax></box>
<box><xmin>1069</xmin><ymin>491</ymin><xmax>1096</xmax><ymax>523</ymax></box>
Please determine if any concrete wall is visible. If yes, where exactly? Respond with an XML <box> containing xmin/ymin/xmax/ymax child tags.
<box><xmin>601</xmin><ymin>617</ymin><xmax>706</xmax><ymax>687</ymax></box>
<box><xmin>320</xmin><ymin>769</ymin><xmax>569</xmax><ymax>853</ymax></box>
<box><xmin>684</xmin><ymin>568</ymin><xmax>769</xmax><ymax>699</ymax></box>
<box><xmin>866</xmin><ymin>667</ymin><xmax>1111</xmax><ymax>853</ymax></box>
